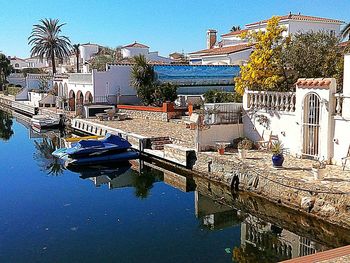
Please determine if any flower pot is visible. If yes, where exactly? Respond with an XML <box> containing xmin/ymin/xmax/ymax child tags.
<box><xmin>218</xmin><ymin>148</ymin><xmax>225</xmax><ymax>155</ymax></box>
<box><xmin>238</xmin><ymin>149</ymin><xmax>247</xmax><ymax>159</ymax></box>
<box><xmin>272</xmin><ymin>154</ymin><xmax>284</xmax><ymax>167</ymax></box>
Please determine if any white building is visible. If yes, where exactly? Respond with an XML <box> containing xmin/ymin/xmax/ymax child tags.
<box><xmin>9</xmin><ymin>56</ymin><xmax>50</xmax><ymax>70</ymax></box>
<box><xmin>79</xmin><ymin>43</ymin><xmax>99</xmax><ymax>63</ymax></box>
<box><xmin>121</xmin><ymin>42</ymin><xmax>172</xmax><ymax>63</ymax></box>
<box><xmin>189</xmin><ymin>13</ymin><xmax>344</xmax><ymax>65</ymax></box>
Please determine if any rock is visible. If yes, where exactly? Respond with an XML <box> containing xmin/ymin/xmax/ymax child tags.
<box><xmin>321</xmin><ymin>204</ymin><xmax>336</xmax><ymax>214</ymax></box>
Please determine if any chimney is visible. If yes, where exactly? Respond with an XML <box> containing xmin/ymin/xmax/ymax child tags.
<box><xmin>207</xmin><ymin>29</ymin><xmax>217</xmax><ymax>49</ymax></box>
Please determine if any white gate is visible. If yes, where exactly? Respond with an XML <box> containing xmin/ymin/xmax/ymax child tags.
<box><xmin>302</xmin><ymin>93</ymin><xmax>321</xmax><ymax>157</ymax></box>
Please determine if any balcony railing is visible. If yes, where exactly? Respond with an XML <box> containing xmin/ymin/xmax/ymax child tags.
<box><xmin>246</xmin><ymin>90</ymin><xmax>296</xmax><ymax>112</ymax></box>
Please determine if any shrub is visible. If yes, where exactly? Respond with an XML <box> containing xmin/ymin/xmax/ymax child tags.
<box><xmin>238</xmin><ymin>138</ymin><xmax>253</xmax><ymax>150</ymax></box>
<box><xmin>203</xmin><ymin>90</ymin><xmax>242</xmax><ymax>103</ymax></box>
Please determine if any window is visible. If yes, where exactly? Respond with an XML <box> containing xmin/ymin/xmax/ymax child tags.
<box><xmin>15</xmin><ymin>63</ymin><xmax>19</xmax><ymax>68</ymax></box>
<box><xmin>330</xmin><ymin>30</ymin><xmax>335</xmax><ymax>36</ymax></box>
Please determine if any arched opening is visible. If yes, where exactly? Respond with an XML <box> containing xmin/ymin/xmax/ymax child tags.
<box><xmin>85</xmin><ymin>91</ymin><xmax>93</xmax><ymax>104</ymax></box>
<box><xmin>302</xmin><ymin>92</ymin><xmax>321</xmax><ymax>158</ymax></box>
<box><xmin>76</xmin><ymin>90</ymin><xmax>84</xmax><ymax>106</ymax></box>
<box><xmin>69</xmin><ymin>90</ymin><xmax>75</xmax><ymax>111</ymax></box>
<box><xmin>58</xmin><ymin>83</ymin><xmax>63</xmax><ymax>97</ymax></box>
<box><xmin>64</xmin><ymin>83</ymin><xmax>68</xmax><ymax>97</ymax></box>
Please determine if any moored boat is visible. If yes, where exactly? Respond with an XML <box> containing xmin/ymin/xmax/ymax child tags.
<box><xmin>31</xmin><ymin>115</ymin><xmax>61</xmax><ymax>130</ymax></box>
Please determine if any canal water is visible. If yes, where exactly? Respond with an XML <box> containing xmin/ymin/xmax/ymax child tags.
<box><xmin>0</xmin><ymin>109</ymin><xmax>350</xmax><ymax>263</ymax></box>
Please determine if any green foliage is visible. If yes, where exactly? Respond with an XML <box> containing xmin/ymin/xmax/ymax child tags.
<box><xmin>282</xmin><ymin>31</ymin><xmax>344</xmax><ymax>89</ymax></box>
<box><xmin>131</xmin><ymin>55</ymin><xmax>177</xmax><ymax>106</ymax></box>
<box><xmin>271</xmin><ymin>140</ymin><xmax>284</xmax><ymax>156</ymax></box>
<box><xmin>7</xmin><ymin>86</ymin><xmax>22</xmax><ymax>96</ymax></box>
<box><xmin>90</xmin><ymin>46</ymin><xmax>123</xmax><ymax>71</ymax></box>
<box><xmin>230</xmin><ymin>25</ymin><xmax>241</xmax><ymax>32</ymax></box>
<box><xmin>203</xmin><ymin>89</ymin><xmax>242</xmax><ymax>103</ymax></box>
<box><xmin>0</xmin><ymin>53</ymin><xmax>13</xmax><ymax>90</ymax></box>
<box><xmin>238</xmin><ymin>138</ymin><xmax>253</xmax><ymax>150</ymax></box>
<box><xmin>0</xmin><ymin>111</ymin><xmax>14</xmax><ymax>141</ymax></box>
<box><xmin>18</xmin><ymin>67</ymin><xmax>44</xmax><ymax>76</ymax></box>
<box><xmin>72</xmin><ymin>44</ymin><xmax>80</xmax><ymax>72</ymax></box>
<box><xmin>235</xmin><ymin>17</ymin><xmax>287</xmax><ymax>95</ymax></box>
<box><xmin>28</xmin><ymin>18</ymin><xmax>71</xmax><ymax>74</ymax></box>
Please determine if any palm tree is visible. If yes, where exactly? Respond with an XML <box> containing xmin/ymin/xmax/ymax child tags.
<box><xmin>130</xmin><ymin>55</ymin><xmax>155</xmax><ymax>105</ymax></box>
<box><xmin>72</xmin><ymin>44</ymin><xmax>80</xmax><ymax>73</ymax></box>
<box><xmin>341</xmin><ymin>22</ymin><xmax>350</xmax><ymax>41</ymax></box>
<box><xmin>0</xmin><ymin>110</ymin><xmax>14</xmax><ymax>141</ymax></box>
<box><xmin>230</xmin><ymin>25</ymin><xmax>241</xmax><ymax>32</ymax></box>
<box><xmin>28</xmin><ymin>18</ymin><xmax>71</xmax><ymax>74</ymax></box>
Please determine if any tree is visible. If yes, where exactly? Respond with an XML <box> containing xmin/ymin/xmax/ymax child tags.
<box><xmin>0</xmin><ymin>53</ymin><xmax>12</xmax><ymax>90</ymax></box>
<box><xmin>28</xmin><ymin>18</ymin><xmax>71</xmax><ymax>74</ymax></box>
<box><xmin>72</xmin><ymin>44</ymin><xmax>80</xmax><ymax>72</ymax></box>
<box><xmin>282</xmin><ymin>31</ymin><xmax>344</xmax><ymax>89</ymax></box>
<box><xmin>341</xmin><ymin>22</ymin><xmax>350</xmax><ymax>41</ymax></box>
<box><xmin>131</xmin><ymin>55</ymin><xmax>155</xmax><ymax>105</ymax></box>
<box><xmin>203</xmin><ymin>90</ymin><xmax>242</xmax><ymax>103</ymax></box>
<box><xmin>153</xmin><ymin>83</ymin><xmax>178</xmax><ymax>106</ymax></box>
<box><xmin>0</xmin><ymin>110</ymin><xmax>14</xmax><ymax>141</ymax></box>
<box><xmin>234</xmin><ymin>17</ymin><xmax>287</xmax><ymax>95</ymax></box>
<box><xmin>230</xmin><ymin>25</ymin><xmax>241</xmax><ymax>32</ymax></box>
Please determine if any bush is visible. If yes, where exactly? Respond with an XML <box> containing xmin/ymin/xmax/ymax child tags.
<box><xmin>233</xmin><ymin>137</ymin><xmax>255</xmax><ymax>149</ymax></box>
<box><xmin>7</xmin><ymin>86</ymin><xmax>22</xmax><ymax>96</ymax></box>
<box><xmin>203</xmin><ymin>90</ymin><xmax>242</xmax><ymax>103</ymax></box>
<box><xmin>238</xmin><ymin>138</ymin><xmax>253</xmax><ymax>150</ymax></box>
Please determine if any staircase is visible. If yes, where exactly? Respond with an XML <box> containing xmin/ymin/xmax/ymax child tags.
<box><xmin>149</xmin><ymin>137</ymin><xmax>173</xmax><ymax>150</ymax></box>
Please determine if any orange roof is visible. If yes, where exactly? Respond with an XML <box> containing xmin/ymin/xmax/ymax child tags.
<box><xmin>296</xmin><ymin>78</ymin><xmax>333</xmax><ymax>89</ymax></box>
<box><xmin>246</xmin><ymin>13</ymin><xmax>344</xmax><ymax>27</ymax></box>
<box><xmin>189</xmin><ymin>44</ymin><xmax>252</xmax><ymax>56</ymax></box>
<box><xmin>122</xmin><ymin>41</ymin><xmax>149</xmax><ymax>49</ymax></box>
<box><xmin>340</xmin><ymin>40</ymin><xmax>350</xmax><ymax>47</ymax></box>
<box><xmin>221</xmin><ymin>29</ymin><xmax>248</xmax><ymax>38</ymax></box>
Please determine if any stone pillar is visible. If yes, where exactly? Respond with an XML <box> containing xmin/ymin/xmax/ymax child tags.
<box><xmin>342</xmin><ymin>54</ymin><xmax>350</xmax><ymax>120</ymax></box>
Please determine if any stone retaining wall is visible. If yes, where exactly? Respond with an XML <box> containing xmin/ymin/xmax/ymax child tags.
<box><xmin>193</xmin><ymin>152</ymin><xmax>350</xmax><ymax>228</ymax></box>
<box><xmin>118</xmin><ymin>108</ymin><xmax>167</xmax><ymax>122</ymax></box>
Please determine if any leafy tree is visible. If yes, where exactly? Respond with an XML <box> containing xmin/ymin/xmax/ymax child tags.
<box><xmin>230</xmin><ymin>25</ymin><xmax>241</xmax><ymax>32</ymax></box>
<box><xmin>0</xmin><ymin>53</ymin><xmax>13</xmax><ymax>90</ymax></box>
<box><xmin>37</xmin><ymin>75</ymin><xmax>51</xmax><ymax>93</ymax></box>
<box><xmin>341</xmin><ymin>22</ymin><xmax>350</xmax><ymax>41</ymax></box>
<box><xmin>90</xmin><ymin>46</ymin><xmax>122</xmax><ymax>71</ymax></box>
<box><xmin>282</xmin><ymin>31</ymin><xmax>344</xmax><ymax>89</ymax></box>
<box><xmin>153</xmin><ymin>83</ymin><xmax>178</xmax><ymax>106</ymax></box>
<box><xmin>0</xmin><ymin>110</ymin><xmax>14</xmax><ymax>141</ymax></box>
<box><xmin>203</xmin><ymin>90</ymin><xmax>242</xmax><ymax>103</ymax></box>
<box><xmin>28</xmin><ymin>18</ymin><xmax>71</xmax><ymax>74</ymax></box>
<box><xmin>72</xmin><ymin>44</ymin><xmax>80</xmax><ymax>72</ymax></box>
<box><xmin>234</xmin><ymin>17</ymin><xmax>287</xmax><ymax>95</ymax></box>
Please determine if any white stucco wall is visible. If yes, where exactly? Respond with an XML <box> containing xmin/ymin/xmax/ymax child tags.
<box><xmin>121</xmin><ymin>47</ymin><xmax>149</xmax><ymax>58</ymax></box>
<box><xmin>228</xmin><ymin>49</ymin><xmax>252</xmax><ymax>65</ymax></box>
<box><xmin>288</xmin><ymin>20</ymin><xmax>340</xmax><ymax>36</ymax></box>
<box><xmin>201</xmin><ymin>56</ymin><xmax>230</xmax><ymax>65</ymax></box>
<box><xmin>198</xmin><ymin>123</ymin><xmax>244</xmax><ymax>151</ymax></box>
<box><xmin>79</xmin><ymin>44</ymin><xmax>99</xmax><ymax>63</ymax></box>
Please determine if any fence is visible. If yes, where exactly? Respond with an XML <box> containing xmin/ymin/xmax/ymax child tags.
<box><xmin>203</xmin><ymin>103</ymin><xmax>243</xmax><ymax>125</ymax></box>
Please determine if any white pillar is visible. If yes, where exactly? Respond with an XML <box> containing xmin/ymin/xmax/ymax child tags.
<box><xmin>342</xmin><ymin>54</ymin><xmax>350</xmax><ymax>119</ymax></box>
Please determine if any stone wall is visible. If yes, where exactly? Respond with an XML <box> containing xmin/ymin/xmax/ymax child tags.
<box><xmin>193</xmin><ymin>152</ymin><xmax>350</xmax><ymax>229</ymax></box>
<box><xmin>118</xmin><ymin>108</ymin><xmax>167</xmax><ymax>122</ymax></box>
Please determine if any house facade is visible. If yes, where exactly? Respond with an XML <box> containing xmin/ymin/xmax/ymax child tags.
<box><xmin>189</xmin><ymin>13</ymin><xmax>344</xmax><ymax>65</ymax></box>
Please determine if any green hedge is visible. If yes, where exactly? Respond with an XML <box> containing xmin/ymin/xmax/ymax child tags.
<box><xmin>7</xmin><ymin>86</ymin><xmax>23</xmax><ymax>96</ymax></box>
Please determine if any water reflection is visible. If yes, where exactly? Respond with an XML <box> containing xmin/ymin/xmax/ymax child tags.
<box><xmin>0</xmin><ymin>110</ymin><xmax>14</xmax><ymax>141</ymax></box>
<box><xmin>33</xmin><ymin>131</ymin><xmax>66</xmax><ymax>176</ymax></box>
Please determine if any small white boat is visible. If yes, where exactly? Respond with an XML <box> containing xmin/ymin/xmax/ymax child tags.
<box><xmin>31</xmin><ymin>115</ymin><xmax>61</xmax><ymax>130</ymax></box>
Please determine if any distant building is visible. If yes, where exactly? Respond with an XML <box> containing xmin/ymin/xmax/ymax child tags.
<box><xmin>189</xmin><ymin>13</ymin><xmax>345</xmax><ymax>65</ymax></box>
<box><xmin>9</xmin><ymin>56</ymin><xmax>50</xmax><ymax>70</ymax></box>
<box><xmin>121</xmin><ymin>41</ymin><xmax>172</xmax><ymax>63</ymax></box>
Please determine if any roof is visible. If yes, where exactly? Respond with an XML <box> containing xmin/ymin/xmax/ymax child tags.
<box><xmin>10</xmin><ymin>56</ymin><xmax>25</xmax><ymax>61</ymax></box>
<box><xmin>296</xmin><ymin>78</ymin><xmax>334</xmax><ymax>89</ymax></box>
<box><xmin>39</xmin><ymin>94</ymin><xmax>56</xmax><ymax>104</ymax></box>
<box><xmin>246</xmin><ymin>13</ymin><xmax>344</xmax><ymax>27</ymax></box>
<box><xmin>340</xmin><ymin>40</ymin><xmax>350</xmax><ymax>47</ymax></box>
<box><xmin>189</xmin><ymin>44</ymin><xmax>252</xmax><ymax>57</ymax></box>
<box><xmin>221</xmin><ymin>29</ymin><xmax>249</xmax><ymax>38</ymax></box>
<box><xmin>122</xmin><ymin>42</ymin><xmax>149</xmax><ymax>49</ymax></box>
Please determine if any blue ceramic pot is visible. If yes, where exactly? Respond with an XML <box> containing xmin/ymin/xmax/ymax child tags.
<box><xmin>272</xmin><ymin>154</ymin><xmax>284</xmax><ymax>167</ymax></box>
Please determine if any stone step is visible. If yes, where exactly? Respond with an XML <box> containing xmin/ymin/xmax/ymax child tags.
<box><xmin>151</xmin><ymin>140</ymin><xmax>172</xmax><ymax>146</ymax></box>
<box><xmin>149</xmin><ymin>136</ymin><xmax>171</xmax><ymax>142</ymax></box>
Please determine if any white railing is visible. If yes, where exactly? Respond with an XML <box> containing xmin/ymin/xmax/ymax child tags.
<box><xmin>334</xmin><ymin>93</ymin><xmax>343</xmax><ymax>116</ymax></box>
<box><xmin>246</xmin><ymin>90</ymin><xmax>296</xmax><ymax>112</ymax></box>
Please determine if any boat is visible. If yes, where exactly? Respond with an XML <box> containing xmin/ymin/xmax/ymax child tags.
<box><xmin>52</xmin><ymin>133</ymin><xmax>139</xmax><ymax>165</ymax></box>
<box><xmin>31</xmin><ymin>115</ymin><xmax>61</xmax><ymax>130</ymax></box>
<box><xmin>65</xmin><ymin>135</ymin><xmax>103</xmax><ymax>143</ymax></box>
<box><xmin>67</xmin><ymin>162</ymin><xmax>132</xmax><ymax>179</ymax></box>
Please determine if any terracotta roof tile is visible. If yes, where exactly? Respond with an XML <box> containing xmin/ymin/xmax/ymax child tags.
<box><xmin>189</xmin><ymin>44</ymin><xmax>253</xmax><ymax>56</ymax></box>
<box><xmin>246</xmin><ymin>13</ymin><xmax>344</xmax><ymax>27</ymax></box>
<box><xmin>221</xmin><ymin>29</ymin><xmax>248</xmax><ymax>38</ymax></box>
<box><xmin>296</xmin><ymin>78</ymin><xmax>334</xmax><ymax>89</ymax></box>
<box><xmin>122</xmin><ymin>41</ymin><xmax>149</xmax><ymax>49</ymax></box>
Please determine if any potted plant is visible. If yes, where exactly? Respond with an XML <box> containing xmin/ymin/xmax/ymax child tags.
<box><xmin>238</xmin><ymin>138</ymin><xmax>253</xmax><ymax>159</ymax></box>
<box><xmin>312</xmin><ymin>159</ymin><xmax>326</xmax><ymax>180</ymax></box>
<box><xmin>271</xmin><ymin>140</ymin><xmax>284</xmax><ymax>167</ymax></box>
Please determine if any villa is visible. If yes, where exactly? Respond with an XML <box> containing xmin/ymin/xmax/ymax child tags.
<box><xmin>189</xmin><ymin>13</ymin><xmax>344</xmax><ymax>65</ymax></box>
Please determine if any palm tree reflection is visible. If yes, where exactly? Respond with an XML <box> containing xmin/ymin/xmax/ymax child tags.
<box><xmin>0</xmin><ymin>110</ymin><xmax>14</xmax><ymax>141</ymax></box>
<box><xmin>132</xmin><ymin>167</ymin><xmax>163</xmax><ymax>199</ymax></box>
<box><xmin>33</xmin><ymin>137</ymin><xmax>65</xmax><ymax>176</ymax></box>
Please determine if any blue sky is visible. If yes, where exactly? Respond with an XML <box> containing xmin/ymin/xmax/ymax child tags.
<box><xmin>0</xmin><ymin>0</ymin><xmax>349</xmax><ymax>58</ymax></box>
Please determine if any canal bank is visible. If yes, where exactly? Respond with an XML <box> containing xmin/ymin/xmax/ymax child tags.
<box><xmin>2</xmin><ymin>95</ymin><xmax>350</xmax><ymax>230</ymax></box>
<box><xmin>67</xmin><ymin>116</ymin><xmax>350</xmax><ymax>230</ymax></box>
